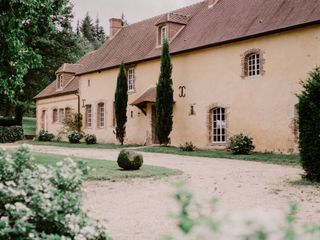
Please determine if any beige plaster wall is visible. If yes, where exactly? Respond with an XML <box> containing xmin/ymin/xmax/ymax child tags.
<box><xmin>39</xmin><ymin>24</ymin><xmax>320</xmax><ymax>153</ymax></box>
<box><xmin>36</xmin><ymin>94</ymin><xmax>78</xmax><ymax>136</ymax></box>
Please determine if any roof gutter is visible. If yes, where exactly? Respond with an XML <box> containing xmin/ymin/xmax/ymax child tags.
<box><xmin>76</xmin><ymin>20</ymin><xmax>320</xmax><ymax>77</ymax></box>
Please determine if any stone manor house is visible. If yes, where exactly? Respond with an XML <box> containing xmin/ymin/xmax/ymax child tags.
<box><xmin>35</xmin><ymin>0</ymin><xmax>320</xmax><ymax>153</ymax></box>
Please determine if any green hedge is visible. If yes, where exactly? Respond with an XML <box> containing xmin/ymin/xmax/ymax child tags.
<box><xmin>0</xmin><ymin>117</ymin><xmax>16</xmax><ymax>126</ymax></box>
<box><xmin>0</xmin><ymin>126</ymin><xmax>24</xmax><ymax>143</ymax></box>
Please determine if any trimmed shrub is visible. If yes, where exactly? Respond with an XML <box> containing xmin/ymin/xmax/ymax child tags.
<box><xmin>38</xmin><ymin>130</ymin><xmax>55</xmax><ymax>142</ymax></box>
<box><xmin>298</xmin><ymin>67</ymin><xmax>320</xmax><ymax>181</ymax></box>
<box><xmin>179</xmin><ymin>142</ymin><xmax>197</xmax><ymax>152</ymax></box>
<box><xmin>117</xmin><ymin>150</ymin><xmax>143</xmax><ymax>170</ymax></box>
<box><xmin>227</xmin><ymin>133</ymin><xmax>255</xmax><ymax>154</ymax></box>
<box><xmin>85</xmin><ymin>134</ymin><xmax>97</xmax><ymax>144</ymax></box>
<box><xmin>0</xmin><ymin>126</ymin><xmax>24</xmax><ymax>143</ymax></box>
<box><xmin>68</xmin><ymin>131</ymin><xmax>83</xmax><ymax>144</ymax></box>
<box><xmin>0</xmin><ymin>117</ymin><xmax>16</xmax><ymax>126</ymax></box>
<box><xmin>0</xmin><ymin>145</ymin><xmax>110</xmax><ymax>239</ymax></box>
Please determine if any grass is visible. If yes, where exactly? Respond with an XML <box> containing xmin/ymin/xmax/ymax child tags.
<box><xmin>28</xmin><ymin>140</ymin><xmax>140</xmax><ymax>149</ymax></box>
<box><xmin>23</xmin><ymin>117</ymin><xmax>36</xmax><ymax>135</ymax></box>
<box><xmin>32</xmin><ymin>152</ymin><xmax>182</xmax><ymax>181</ymax></box>
<box><xmin>137</xmin><ymin>146</ymin><xmax>300</xmax><ymax>166</ymax></box>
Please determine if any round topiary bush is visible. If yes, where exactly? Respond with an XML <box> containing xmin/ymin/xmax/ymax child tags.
<box><xmin>85</xmin><ymin>134</ymin><xmax>97</xmax><ymax>144</ymax></box>
<box><xmin>67</xmin><ymin>131</ymin><xmax>83</xmax><ymax>144</ymax></box>
<box><xmin>298</xmin><ymin>67</ymin><xmax>320</xmax><ymax>182</ymax></box>
<box><xmin>117</xmin><ymin>150</ymin><xmax>143</xmax><ymax>170</ymax></box>
<box><xmin>227</xmin><ymin>133</ymin><xmax>255</xmax><ymax>155</ymax></box>
<box><xmin>38</xmin><ymin>130</ymin><xmax>55</xmax><ymax>142</ymax></box>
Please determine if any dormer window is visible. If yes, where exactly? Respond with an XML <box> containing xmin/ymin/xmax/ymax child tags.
<box><xmin>57</xmin><ymin>75</ymin><xmax>63</xmax><ymax>89</ymax></box>
<box><xmin>160</xmin><ymin>26</ymin><xmax>168</xmax><ymax>45</ymax></box>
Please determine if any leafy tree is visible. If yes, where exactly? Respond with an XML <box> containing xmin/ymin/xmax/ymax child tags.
<box><xmin>0</xmin><ymin>0</ymin><xmax>64</xmax><ymax>102</ymax></box>
<box><xmin>95</xmin><ymin>17</ymin><xmax>106</xmax><ymax>42</ymax></box>
<box><xmin>156</xmin><ymin>40</ymin><xmax>174</xmax><ymax>145</ymax></box>
<box><xmin>297</xmin><ymin>67</ymin><xmax>320</xmax><ymax>182</ymax></box>
<box><xmin>80</xmin><ymin>13</ymin><xmax>95</xmax><ymax>42</ymax></box>
<box><xmin>114</xmin><ymin>63</ymin><xmax>128</xmax><ymax>145</ymax></box>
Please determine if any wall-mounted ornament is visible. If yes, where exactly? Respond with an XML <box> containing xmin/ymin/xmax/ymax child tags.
<box><xmin>81</xmin><ymin>99</ymin><xmax>86</xmax><ymax>108</ymax></box>
<box><xmin>189</xmin><ymin>103</ymin><xmax>196</xmax><ymax>116</ymax></box>
<box><xmin>178</xmin><ymin>86</ymin><xmax>186</xmax><ymax>98</ymax></box>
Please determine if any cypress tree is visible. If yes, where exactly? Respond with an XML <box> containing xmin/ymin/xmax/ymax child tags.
<box><xmin>156</xmin><ymin>40</ymin><xmax>174</xmax><ymax>145</ymax></box>
<box><xmin>114</xmin><ymin>63</ymin><xmax>128</xmax><ymax>145</ymax></box>
<box><xmin>298</xmin><ymin>67</ymin><xmax>320</xmax><ymax>182</ymax></box>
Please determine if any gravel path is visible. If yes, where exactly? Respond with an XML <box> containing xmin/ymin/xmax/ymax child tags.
<box><xmin>2</xmin><ymin>144</ymin><xmax>320</xmax><ymax>240</ymax></box>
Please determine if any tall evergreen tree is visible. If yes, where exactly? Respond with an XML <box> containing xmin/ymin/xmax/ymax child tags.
<box><xmin>114</xmin><ymin>63</ymin><xmax>128</xmax><ymax>145</ymax></box>
<box><xmin>94</xmin><ymin>17</ymin><xmax>106</xmax><ymax>42</ymax></box>
<box><xmin>156</xmin><ymin>40</ymin><xmax>174</xmax><ymax>145</ymax></box>
<box><xmin>80</xmin><ymin>13</ymin><xmax>95</xmax><ymax>42</ymax></box>
<box><xmin>298</xmin><ymin>67</ymin><xmax>320</xmax><ymax>182</ymax></box>
<box><xmin>121</xmin><ymin>13</ymin><xmax>129</xmax><ymax>27</ymax></box>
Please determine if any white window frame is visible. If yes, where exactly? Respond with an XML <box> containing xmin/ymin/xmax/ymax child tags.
<box><xmin>128</xmin><ymin>68</ymin><xmax>135</xmax><ymax>92</ymax></box>
<box><xmin>98</xmin><ymin>103</ymin><xmax>105</xmax><ymax>128</ymax></box>
<box><xmin>160</xmin><ymin>26</ymin><xmax>168</xmax><ymax>45</ymax></box>
<box><xmin>57</xmin><ymin>75</ymin><xmax>63</xmax><ymax>89</ymax></box>
<box><xmin>247</xmin><ymin>53</ymin><xmax>260</xmax><ymax>77</ymax></box>
<box><xmin>58</xmin><ymin>108</ymin><xmax>64</xmax><ymax>123</ymax></box>
<box><xmin>86</xmin><ymin>105</ymin><xmax>93</xmax><ymax>128</ymax></box>
<box><xmin>212</xmin><ymin>108</ymin><xmax>226</xmax><ymax>144</ymax></box>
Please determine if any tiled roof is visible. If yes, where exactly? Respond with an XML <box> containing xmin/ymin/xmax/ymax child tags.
<box><xmin>130</xmin><ymin>86</ymin><xmax>156</xmax><ymax>106</ymax></box>
<box><xmin>34</xmin><ymin>51</ymin><xmax>96</xmax><ymax>100</ymax></box>
<box><xmin>76</xmin><ymin>0</ymin><xmax>320</xmax><ymax>75</ymax></box>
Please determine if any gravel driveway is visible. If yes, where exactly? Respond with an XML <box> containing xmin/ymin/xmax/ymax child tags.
<box><xmin>2</xmin><ymin>144</ymin><xmax>320</xmax><ymax>240</ymax></box>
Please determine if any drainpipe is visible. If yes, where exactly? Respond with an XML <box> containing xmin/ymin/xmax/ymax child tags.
<box><xmin>74</xmin><ymin>92</ymin><xmax>81</xmax><ymax>132</ymax></box>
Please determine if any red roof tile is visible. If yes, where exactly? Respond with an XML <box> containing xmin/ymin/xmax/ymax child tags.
<box><xmin>130</xmin><ymin>86</ymin><xmax>156</xmax><ymax>106</ymax></box>
<box><xmin>77</xmin><ymin>0</ymin><xmax>320</xmax><ymax>75</ymax></box>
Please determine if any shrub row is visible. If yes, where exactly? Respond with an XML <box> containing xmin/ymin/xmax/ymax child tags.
<box><xmin>0</xmin><ymin>126</ymin><xmax>24</xmax><ymax>143</ymax></box>
<box><xmin>0</xmin><ymin>117</ymin><xmax>16</xmax><ymax>127</ymax></box>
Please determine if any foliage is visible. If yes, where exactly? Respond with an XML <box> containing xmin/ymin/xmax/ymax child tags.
<box><xmin>298</xmin><ymin>67</ymin><xmax>320</xmax><ymax>182</ymax></box>
<box><xmin>38</xmin><ymin>130</ymin><xmax>55</xmax><ymax>142</ymax></box>
<box><xmin>114</xmin><ymin>63</ymin><xmax>128</xmax><ymax>145</ymax></box>
<box><xmin>62</xmin><ymin>113</ymin><xmax>83</xmax><ymax>132</ymax></box>
<box><xmin>117</xmin><ymin>150</ymin><xmax>143</xmax><ymax>171</ymax></box>
<box><xmin>156</xmin><ymin>40</ymin><xmax>174</xmax><ymax>146</ymax></box>
<box><xmin>67</xmin><ymin>131</ymin><xmax>83</xmax><ymax>144</ymax></box>
<box><xmin>0</xmin><ymin>126</ymin><xmax>24</xmax><ymax>143</ymax></box>
<box><xmin>0</xmin><ymin>145</ymin><xmax>110</xmax><ymax>239</ymax></box>
<box><xmin>227</xmin><ymin>133</ymin><xmax>255</xmax><ymax>155</ymax></box>
<box><xmin>179</xmin><ymin>142</ymin><xmax>197</xmax><ymax>152</ymax></box>
<box><xmin>0</xmin><ymin>117</ymin><xmax>16</xmax><ymax>127</ymax></box>
<box><xmin>85</xmin><ymin>134</ymin><xmax>97</xmax><ymax>145</ymax></box>
<box><xmin>168</xmin><ymin>183</ymin><xmax>320</xmax><ymax>240</ymax></box>
<box><xmin>80</xmin><ymin>13</ymin><xmax>106</xmax><ymax>50</ymax></box>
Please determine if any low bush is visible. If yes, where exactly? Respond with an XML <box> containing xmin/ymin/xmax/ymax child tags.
<box><xmin>227</xmin><ymin>133</ymin><xmax>255</xmax><ymax>154</ymax></box>
<box><xmin>179</xmin><ymin>142</ymin><xmax>196</xmax><ymax>152</ymax></box>
<box><xmin>38</xmin><ymin>130</ymin><xmax>55</xmax><ymax>142</ymax></box>
<box><xmin>85</xmin><ymin>134</ymin><xmax>97</xmax><ymax>145</ymax></box>
<box><xmin>0</xmin><ymin>126</ymin><xmax>24</xmax><ymax>143</ymax></box>
<box><xmin>0</xmin><ymin>117</ymin><xmax>16</xmax><ymax>126</ymax></box>
<box><xmin>0</xmin><ymin>145</ymin><xmax>110</xmax><ymax>239</ymax></box>
<box><xmin>117</xmin><ymin>150</ymin><xmax>143</xmax><ymax>170</ymax></box>
<box><xmin>68</xmin><ymin>131</ymin><xmax>83</xmax><ymax>144</ymax></box>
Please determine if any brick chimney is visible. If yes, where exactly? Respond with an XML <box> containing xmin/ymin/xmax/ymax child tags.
<box><xmin>109</xmin><ymin>18</ymin><xmax>122</xmax><ymax>38</ymax></box>
<box><xmin>208</xmin><ymin>0</ymin><xmax>219</xmax><ymax>8</ymax></box>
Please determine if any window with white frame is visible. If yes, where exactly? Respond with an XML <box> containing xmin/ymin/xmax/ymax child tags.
<box><xmin>212</xmin><ymin>107</ymin><xmax>226</xmax><ymax>143</ymax></box>
<box><xmin>57</xmin><ymin>75</ymin><xmax>63</xmax><ymax>89</ymax></box>
<box><xmin>247</xmin><ymin>53</ymin><xmax>260</xmax><ymax>76</ymax></box>
<box><xmin>128</xmin><ymin>68</ymin><xmax>135</xmax><ymax>92</ymax></box>
<box><xmin>97</xmin><ymin>103</ymin><xmax>105</xmax><ymax>128</ymax></box>
<box><xmin>85</xmin><ymin>105</ymin><xmax>92</xmax><ymax>128</ymax></box>
<box><xmin>58</xmin><ymin>108</ymin><xmax>64</xmax><ymax>123</ymax></box>
<box><xmin>160</xmin><ymin>26</ymin><xmax>167</xmax><ymax>45</ymax></box>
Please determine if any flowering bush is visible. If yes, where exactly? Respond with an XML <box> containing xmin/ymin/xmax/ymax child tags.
<box><xmin>168</xmin><ymin>183</ymin><xmax>320</xmax><ymax>240</ymax></box>
<box><xmin>85</xmin><ymin>134</ymin><xmax>97</xmax><ymax>145</ymax></box>
<box><xmin>68</xmin><ymin>131</ymin><xmax>83</xmax><ymax>144</ymax></box>
<box><xmin>0</xmin><ymin>145</ymin><xmax>110</xmax><ymax>239</ymax></box>
<box><xmin>227</xmin><ymin>133</ymin><xmax>255</xmax><ymax>154</ymax></box>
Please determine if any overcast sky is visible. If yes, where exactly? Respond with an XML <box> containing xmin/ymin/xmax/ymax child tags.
<box><xmin>72</xmin><ymin>0</ymin><xmax>200</xmax><ymax>33</ymax></box>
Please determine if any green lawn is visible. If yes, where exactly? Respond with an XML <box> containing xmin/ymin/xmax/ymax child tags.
<box><xmin>28</xmin><ymin>140</ymin><xmax>140</xmax><ymax>149</ymax></box>
<box><xmin>32</xmin><ymin>152</ymin><xmax>182</xmax><ymax>181</ymax></box>
<box><xmin>137</xmin><ymin>146</ymin><xmax>300</xmax><ymax>166</ymax></box>
<box><xmin>23</xmin><ymin>117</ymin><xmax>36</xmax><ymax>135</ymax></box>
